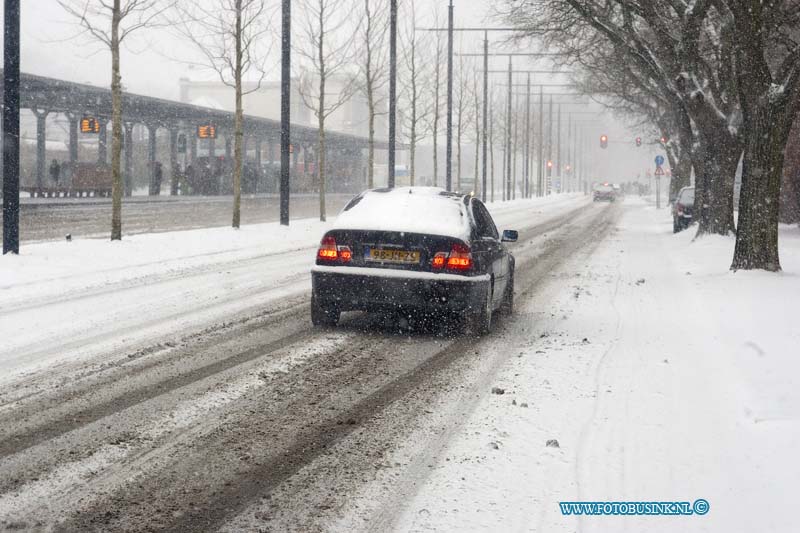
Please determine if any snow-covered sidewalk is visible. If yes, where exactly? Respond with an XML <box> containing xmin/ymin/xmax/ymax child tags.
<box><xmin>0</xmin><ymin>193</ymin><xmax>587</xmax><ymax>384</ymax></box>
<box><xmin>394</xmin><ymin>198</ymin><xmax>800</xmax><ymax>533</ymax></box>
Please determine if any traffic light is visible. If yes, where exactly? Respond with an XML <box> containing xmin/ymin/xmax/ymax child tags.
<box><xmin>635</xmin><ymin>137</ymin><xmax>642</xmax><ymax>147</ymax></box>
<box><xmin>546</xmin><ymin>160</ymin><xmax>553</xmax><ymax>175</ymax></box>
<box><xmin>600</xmin><ymin>134</ymin><xmax>608</xmax><ymax>149</ymax></box>
<box><xmin>660</xmin><ymin>135</ymin><xmax>668</xmax><ymax>145</ymax></box>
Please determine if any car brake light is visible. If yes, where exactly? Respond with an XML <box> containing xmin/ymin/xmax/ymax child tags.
<box><xmin>432</xmin><ymin>252</ymin><xmax>447</xmax><ymax>269</ymax></box>
<box><xmin>446</xmin><ymin>243</ymin><xmax>472</xmax><ymax>271</ymax></box>
<box><xmin>318</xmin><ymin>235</ymin><xmax>338</xmax><ymax>262</ymax></box>
<box><xmin>677</xmin><ymin>203</ymin><xmax>684</xmax><ymax>214</ymax></box>
<box><xmin>339</xmin><ymin>246</ymin><xmax>352</xmax><ymax>263</ymax></box>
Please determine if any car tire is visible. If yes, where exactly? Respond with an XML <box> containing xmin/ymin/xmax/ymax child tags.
<box><xmin>311</xmin><ymin>294</ymin><xmax>340</xmax><ymax>327</ymax></box>
<box><xmin>467</xmin><ymin>284</ymin><xmax>493</xmax><ymax>336</ymax></box>
<box><xmin>673</xmin><ymin>217</ymin><xmax>680</xmax><ymax>233</ymax></box>
<box><xmin>499</xmin><ymin>271</ymin><xmax>514</xmax><ymax>316</ymax></box>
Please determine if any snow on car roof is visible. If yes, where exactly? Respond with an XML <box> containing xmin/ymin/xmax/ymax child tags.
<box><xmin>332</xmin><ymin>187</ymin><xmax>471</xmax><ymax>240</ymax></box>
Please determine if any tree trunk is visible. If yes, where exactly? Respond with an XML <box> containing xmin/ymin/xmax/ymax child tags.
<box><xmin>110</xmin><ymin>0</ymin><xmax>123</xmax><ymax>241</ymax></box>
<box><xmin>232</xmin><ymin>0</ymin><xmax>243</xmax><ymax>229</ymax></box>
<box><xmin>456</xmin><ymin>112</ymin><xmax>462</xmax><ymax>192</ymax></box>
<box><xmin>779</xmin><ymin>118</ymin><xmax>800</xmax><ymax>224</ymax></box>
<box><xmin>693</xmin><ymin>125</ymin><xmax>739</xmax><ymax>237</ymax></box>
<box><xmin>365</xmin><ymin>0</ymin><xmax>375</xmax><ymax>189</ymax></box>
<box><xmin>318</xmin><ymin>6</ymin><xmax>326</xmax><ymax>222</ymax></box>
<box><xmin>732</xmin><ymin>102</ymin><xmax>786</xmax><ymax>271</ymax></box>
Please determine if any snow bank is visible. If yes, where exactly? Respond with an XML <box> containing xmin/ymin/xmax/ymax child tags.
<box><xmin>393</xmin><ymin>201</ymin><xmax>800</xmax><ymax>533</ymax></box>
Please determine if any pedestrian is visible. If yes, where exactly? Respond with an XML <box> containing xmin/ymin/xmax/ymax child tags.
<box><xmin>153</xmin><ymin>162</ymin><xmax>163</xmax><ymax>196</ymax></box>
<box><xmin>49</xmin><ymin>159</ymin><xmax>61</xmax><ymax>185</ymax></box>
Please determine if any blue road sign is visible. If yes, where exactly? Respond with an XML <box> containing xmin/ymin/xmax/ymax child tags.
<box><xmin>655</xmin><ymin>155</ymin><xmax>665</xmax><ymax>167</ymax></box>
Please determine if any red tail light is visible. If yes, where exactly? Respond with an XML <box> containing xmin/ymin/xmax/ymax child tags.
<box><xmin>317</xmin><ymin>235</ymin><xmax>352</xmax><ymax>264</ymax></box>
<box><xmin>431</xmin><ymin>252</ymin><xmax>447</xmax><ymax>269</ymax></box>
<box><xmin>446</xmin><ymin>243</ymin><xmax>472</xmax><ymax>272</ymax></box>
<box><xmin>677</xmin><ymin>203</ymin><xmax>684</xmax><ymax>214</ymax></box>
<box><xmin>318</xmin><ymin>235</ymin><xmax>338</xmax><ymax>262</ymax></box>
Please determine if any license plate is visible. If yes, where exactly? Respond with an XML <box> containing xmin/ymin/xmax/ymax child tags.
<box><xmin>364</xmin><ymin>247</ymin><xmax>420</xmax><ymax>264</ymax></box>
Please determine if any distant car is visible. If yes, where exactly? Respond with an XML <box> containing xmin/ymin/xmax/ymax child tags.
<box><xmin>672</xmin><ymin>186</ymin><xmax>695</xmax><ymax>233</ymax></box>
<box><xmin>310</xmin><ymin>187</ymin><xmax>517</xmax><ymax>335</ymax></box>
<box><xmin>593</xmin><ymin>184</ymin><xmax>617</xmax><ymax>202</ymax></box>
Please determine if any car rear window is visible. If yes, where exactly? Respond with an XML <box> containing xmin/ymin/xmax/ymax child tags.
<box><xmin>679</xmin><ymin>188</ymin><xmax>695</xmax><ymax>204</ymax></box>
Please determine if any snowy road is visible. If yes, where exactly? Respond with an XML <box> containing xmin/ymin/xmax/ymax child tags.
<box><xmin>0</xmin><ymin>194</ymin><xmax>617</xmax><ymax>532</ymax></box>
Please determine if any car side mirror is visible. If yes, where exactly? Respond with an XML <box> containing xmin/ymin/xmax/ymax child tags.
<box><xmin>501</xmin><ymin>230</ymin><xmax>518</xmax><ymax>243</ymax></box>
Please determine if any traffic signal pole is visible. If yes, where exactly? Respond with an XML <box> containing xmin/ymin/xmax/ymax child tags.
<box><xmin>3</xmin><ymin>0</ymin><xmax>21</xmax><ymax>254</ymax></box>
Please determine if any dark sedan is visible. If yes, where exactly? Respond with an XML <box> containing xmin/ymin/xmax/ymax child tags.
<box><xmin>593</xmin><ymin>184</ymin><xmax>617</xmax><ymax>202</ymax></box>
<box><xmin>672</xmin><ymin>186</ymin><xmax>695</xmax><ymax>233</ymax></box>
<box><xmin>310</xmin><ymin>187</ymin><xmax>517</xmax><ymax>335</ymax></box>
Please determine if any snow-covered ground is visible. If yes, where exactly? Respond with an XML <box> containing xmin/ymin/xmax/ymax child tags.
<box><xmin>392</xmin><ymin>197</ymin><xmax>800</xmax><ymax>533</ymax></box>
<box><xmin>0</xmin><ymin>193</ymin><xmax>586</xmax><ymax>384</ymax></box>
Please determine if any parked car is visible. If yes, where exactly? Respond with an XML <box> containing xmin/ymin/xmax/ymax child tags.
<box><xmin>672</xmin><ymin>186</ymin><xmax>695</xmax><ymax>233</ymax></box>
<box><xmin>593</xmin><ymin>184</ymin><xmax>617</xmax><ymax>202</ymax></box>
<box><xmin>310</xmin><ymin>187</ymin><xmax>517</xmax><ymax>335</ymax></box>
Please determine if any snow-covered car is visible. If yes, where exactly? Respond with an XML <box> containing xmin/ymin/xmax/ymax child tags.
<box><xmin>672</xmin><ymin>186</ymin><xmax>695</xmax><ymax>233</ymax></box>
<box><xmin>593</xmin><ymin>184</ymin><xmax>617</xmax><ymax>202</ymax></box>
<box><xmin>310</xmin><ymin>187</ymin><xmax>517</xmax><ymax>335</ymax></box>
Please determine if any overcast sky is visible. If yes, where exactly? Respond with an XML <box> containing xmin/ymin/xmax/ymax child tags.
<box><xmin>1</xmin><ymin>1</ymin><xmax>658</xmax><ymax>181</ymax></box>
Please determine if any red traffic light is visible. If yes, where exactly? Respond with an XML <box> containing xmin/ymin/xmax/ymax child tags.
<box><xmin>635</xmin><ymin>137</ymin><xmax>642</xmax><ymax>147</ymax></box>
<box><xmin>600</xmin><ymin>134</ymin><xmax>609</xmax><ymax>149</ymax></box>
<box><xmin>660</xmin><ymin>136</ymin><xmax>668</xmax><ymax>145</ymax></box>
<box><xmin>546</xmin><ymin>160</ymin><xmax>553</xmax><ymax>168</ymax></box>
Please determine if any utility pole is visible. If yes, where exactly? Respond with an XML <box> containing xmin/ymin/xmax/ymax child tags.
<box><xmin>388</xmin><ymin>0</ymin><xmax>397</xmax><ymax>188</ymax></box>
<box><xmin>556</xmin><ymin>104</ymin><xmax>561</xmax><ymax>193</ymax></box>
<box><xmin>524</xmin><ymin>73</ymin><xmax>531</xmax><ymax>198</ymax></box>
<box><xmin>446</xmin><ymin>0</ymin><xmax>454</xmax><ymax>191</ymax></box>
<box><xmin>538</xmin><ymin>86</ymin><xmax>543</xmax><ymax>197</ymax></box>
<box><xmin>547</xmin><ymin>95</ymin><xmax>553</xmax><ymax>195</ymax></box>
<box><xmin>279</xmin><ymin>0</ymin><xmax>291</xmax><ymax>226</ymax></box>
<box><xmin>505</xmin><ymin>57</ymin><xmax>512</xmax><ymax>201</ymax></box>
<box><xmin>481</xmin><ymin>31</ymin><xmax>488</xmax><ymax>202</ymax></box>
<box><xmin>3</xmin><ymin>0</ymin><xmax>21</xmax><ymax>254</ymax></box>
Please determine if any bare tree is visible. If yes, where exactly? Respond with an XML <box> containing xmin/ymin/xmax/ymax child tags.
<box><xmin>429</xmin><ymin>6</ymin><xmax>445</xmax><ymax>187</ymax></box>
<box><xmin>58</xmin><ymin>0</ymin><xmax>170</xmax><ymax>241</ymax></box>
<box><xmin>399</xmin><ymin>0</ymin><xmax>432</xmax><ymax>186</ymax></box>
<box><xmin>297</xmin><ymin>0</ymin><xmax>359</xmax><ymax>221</ymax></box>
<box><xmin>455</xmin><ymin>56</ymin><xmax>474</xmax><ymax>192</ymax></box>
<box><xmin>358</xmin><ymin>0</ymin><xmax>389</xmax><ymax>189</ymax></box>
<box><xmin>172</xmin><ymin>0</ymin><xmax>272</xmax><ymax>229</ymax></box>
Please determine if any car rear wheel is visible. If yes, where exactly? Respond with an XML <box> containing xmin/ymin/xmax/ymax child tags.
<box><xmin>466</xmin><ymin>284</ymin><xmax>493</xmax><ymax>336</ymax></box>
<box><xmin>311</xmin><ymin>295</ymin><xmax>340</xmax><ymax>327</ymax></box>
<box><xmin>499</xmin><ymin>272</ymin><xmax>514</xmax><ymax>315</ymax></box>
<box><xmin>673</xmin><ymin>217</ymin><xmax>680</xmax><ymax>233</ymax></box>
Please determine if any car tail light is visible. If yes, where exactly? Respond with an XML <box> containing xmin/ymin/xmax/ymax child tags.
<box><xmin>446</xmin><ymin>243</ymin><xmax>472</xmax><ymax>272</ymax></box>
<box><xmin>318</xmin><ymin>235</ymin><xmax>338</xmax><ymax>262</ymax></box>
<box><xmin>677</xmin><ymin>203</ymin><xmax>684</xmax><ymax>214</ymax></box>
<box><xmin>431</xmin><ymin>252</ymin><xmax>447</xmax><ymax>269</ymax></box>
<box><xmin>339</xmin><ymin>246</ymin><xmax>352</xmax><ymax>263</ymax></box>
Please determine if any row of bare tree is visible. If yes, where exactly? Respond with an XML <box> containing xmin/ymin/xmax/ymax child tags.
<box><xmin>501</xmin><ymin>0</ymin><xmax>800</xmax><ymax>271</ymax></box>
<box><xmin>55</xmin><ymin>0</ymin><xmax>523</xmax><ymax>237</ymax></box>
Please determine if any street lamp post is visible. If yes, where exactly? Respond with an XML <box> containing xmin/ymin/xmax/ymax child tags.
<box><xmin>388</xmin><ymin>0</ymin><xmax>397</xmax><ymax>188</ymax></box>
<box><xmin>279</xmin><ymin>0</ymin><xmax>291</xmax><ymax>226</ymax></box>
<box><xmin>3</xmin><ymin>0</ymin><xmax>21</xmax><ymax>254</ymax></box>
